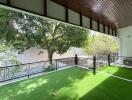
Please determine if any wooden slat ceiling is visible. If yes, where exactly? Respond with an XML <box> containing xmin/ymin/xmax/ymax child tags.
<box><xmin>51</xmin><ymin>0</ymin><xmax>132</xmax><ymax>29</ymax></box>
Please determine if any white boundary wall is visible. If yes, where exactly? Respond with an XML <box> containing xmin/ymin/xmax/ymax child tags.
<box><xmin>14</xmin><ymin>47</ymin><xmax>86</xmax><ymax>64</ymax></box>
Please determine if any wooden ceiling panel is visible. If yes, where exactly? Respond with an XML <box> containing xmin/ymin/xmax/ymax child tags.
<box><xmin>51</xmin><ymin>0</ymin><xmax>132</xmax><ymax>29</ymax></box>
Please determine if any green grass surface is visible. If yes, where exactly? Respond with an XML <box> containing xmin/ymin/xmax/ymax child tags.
<box><xmin>98</xmin><ymin>65</ymin><xmax>132</xmax><ymax>80</ymax></box>
<box><xmin>0</xmin><ymin>66</ymin><xmax>132</xmax><ymax>100</ymax></box>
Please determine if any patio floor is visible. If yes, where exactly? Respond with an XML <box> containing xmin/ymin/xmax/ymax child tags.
<box><xmin>0</xmin><ymin>66</ymin><xmax>132</xmax><ymax>100</ymax></box>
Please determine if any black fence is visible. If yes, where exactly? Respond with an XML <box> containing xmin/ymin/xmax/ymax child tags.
<box><xmin>0</xmin><ymin>54</ymin><xmax>117</xmax><ymax>83</ymax></box>
<box><xmin>0</xmin><ymin>57</ymin><xmax>76</xmax><ymax>82</ymax></box>
<box><xmin>101</xmin><ymin>53</ymin><xmax>132</xmax><ymax>68</ymax></box>
<box><xmin>110</xmin><ymin>55</ymin><xmax>132</xmax><ymax>67</ymax></box>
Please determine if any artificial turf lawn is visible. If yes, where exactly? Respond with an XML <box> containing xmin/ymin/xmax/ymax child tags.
<box><xmin>98</xmin><ymin>65</ymin><xmax>132</xmax><ymax>80</ymax></box>
<box><xmin>0</xmin><ymin>66</ymin><xmax>132</xmax><ymax>100</ymax></box>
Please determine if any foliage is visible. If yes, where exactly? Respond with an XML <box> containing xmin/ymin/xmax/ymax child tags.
<box><xmin>0</xmin><ymin>8</ymin><xmax>88</xmax><ymax>64</ymax></box>
<box><xmin>0</xmin><ymin>43</ymin><xmax>21</xmax><ymax>66</ymax></box>
<box><xmin>84</xmin><ymin>32</ymin><xmax>119</xmax><ymax>55</ymax></box>
<box><xmin>0</xmin><ymin>8</ymin><xmax>21</xmax><ymax>75</ymax></box>
<box><xmin>44</xmin><ymin>64</ymin><xmax>56</xmax><ymax>72</ymax></box>
<box><xmin>0</xmin><ymin>9</ymin><xmax>21</xmax><ymax>44</ymax></box>
<box><xmin>13</xmin><ymin>16</ymin><xmax>88</xmax><ymax>64</ymax></box>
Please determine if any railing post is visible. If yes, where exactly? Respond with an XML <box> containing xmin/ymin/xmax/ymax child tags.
<box><xmin>27</xmin><ymin>64</ymin><xmax>30</xmax><ymax>79</ymax></box>
<box><xmin>6</xmin><ymin>67</ymin><xmax>8</xmax><ymax>80</ymax></box>
<box><xmin>108</xmin><ymin>54</ymin><xmax>111</xmax><ymax>66</ymax></box>
<box><xmin>75</xmin><ymin>54</ymin><xmax>78</xmax><ymax>66</ymax></box>
<box><xmin>56</xmin><ymin>59</ymin><xmax>58</xmax><ymax>70</ymax></box>
<box><xmin>93</xmin><ymin>56</ymin><xmax>96</xmax><ymax>75</ymax></box>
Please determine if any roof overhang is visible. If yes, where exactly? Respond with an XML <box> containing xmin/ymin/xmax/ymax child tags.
<box><xmin>0</xmin><ymin>0</ymin><xmax>118</xmax><ymax>36</ymax></box>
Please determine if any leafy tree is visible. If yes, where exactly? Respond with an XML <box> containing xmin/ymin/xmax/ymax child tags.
<box><xmin>84</xmin><ymin>32</ymin><xmax>119</xmax><ymax>56</ymax></box>
<box><xmin>14</xmin><ymin>19</ymin><xmax>88</xmax><ymax>65</ymax></box>
<box><xmin>0</xmin><ymin>8</ymin><xmax>88</xmax><ymax>65</ymax></box>
<box><xmin>0</xmin><ymin>9</ymin><xmax>21</xmax><ymax>42</ymax></box>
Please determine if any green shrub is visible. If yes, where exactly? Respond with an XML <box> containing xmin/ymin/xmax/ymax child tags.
<box><xmin>44</xmin><ymin>64</ymin><xmax>56</xmax><ymax>72</ymax></box>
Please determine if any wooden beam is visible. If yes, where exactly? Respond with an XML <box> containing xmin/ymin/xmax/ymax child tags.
<box><xmin>103</xmin><ymin>24</ymin><xmax>105</xmax><ymax>33</ymax></box>
<box><xmin>112</xmin><ymin>28</ymin><xmax>114</xmax><ymax>36</ymax></box>
<box><xmin>115</xmin><ymin>29</ymin><xmax>117</xmax><ymax>37</ymax></box>
<box><xmin>7</xmin><ymin>0</ymin><xmax>10</xmax><ymax>6</ymax></box>
<box><xmin>65</xmin><ymin>6</ymin><xmax>69</xmax><ymax>22</ymax></box>
<box><xmin>108</xmin><ymin>25</ymin><xmax>110</xmax><ymax>34</ymax></box>
<box><xmin>90</xmin><ymin>17</ymin><xmax>93</xmax><ymax>29</ymax></box>
<box><xmin>44</xmin><ymin>0</ymin><xmax>47</xmax><ymax>16</ymax></box>
<box><xmin>80</xmin><ymin>13</ymin><xmax>83</xmax><ymax>26</ymax></box>
<box><xmin>97</xmin><ymin>20</ymin><xmax>100</xmax><ymax>31</ymax></box>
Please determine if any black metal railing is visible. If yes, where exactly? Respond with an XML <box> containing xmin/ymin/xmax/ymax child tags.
<box><xmin>110</xmin><ymin>55</ymin><xmax>132</xmax><ymax>67</ymax></box>
<box><xmin>78</xmin><ymin>57</ymin><xmax>93</xmax><ymax>68</ymax></box>
<box><xmin>0</xmin><ymin>57</ymin><xmax>75</xmax><ymax>82</ymax></box>
<box><xmin>0</xmin><ymin>53</ymin><xmax>120</xmax><ymax>83</ymax></box>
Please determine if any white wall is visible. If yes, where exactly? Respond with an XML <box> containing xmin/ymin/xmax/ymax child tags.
<box><xmin>15</xmin><ymin>47</ymin><xmax>86</xmax><ymax>64</ymax></box>
<box><xmin>119</xmin><ymin>26</ymin><xmax>132</xmax><ymax>57</ymax></box>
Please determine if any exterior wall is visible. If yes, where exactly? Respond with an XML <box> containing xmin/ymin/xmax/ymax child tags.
<box><xmin>119</xmin><ymin>26</ymin><xmax>132</xmax><ymax>57</ymax></box>
<box><xmin>15</xmin><ymin>47</ymin><xmax>86</xmax><ymax>64</ymax></box>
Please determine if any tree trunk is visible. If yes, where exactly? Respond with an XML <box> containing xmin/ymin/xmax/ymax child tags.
<box><xmin>48</xmin><ymin>52</ymin><xmax>53</xmax><ymax>65</ymax></box>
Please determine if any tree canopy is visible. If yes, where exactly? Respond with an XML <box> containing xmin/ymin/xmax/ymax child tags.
<box><xmin>0</xmin><ymin>8</ymin><xmax>88</xmax><ymax>64</ymax></box>
<box><xmin>84</xmin><ymin>32</ymin><xmax>119</xmax><ymax>55</ymax></box>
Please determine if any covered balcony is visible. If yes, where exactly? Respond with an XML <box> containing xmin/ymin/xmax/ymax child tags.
<box><xmin>0</xmin><ymin>0</ymin><xmax>132</xmax><ymax>100</ymax></box>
